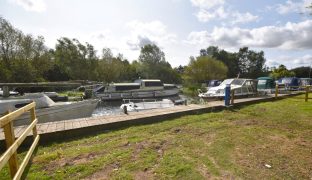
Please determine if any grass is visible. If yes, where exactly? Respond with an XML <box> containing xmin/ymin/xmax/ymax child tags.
<box><xmin>1</xmin><ymin>94</ymin><xmax>312</xmax><ymax>179</ymax></box>
<box><xmin>58</xmin><ymin>91</ymin><xmax>84</xmax><ymax>98</ymax></box>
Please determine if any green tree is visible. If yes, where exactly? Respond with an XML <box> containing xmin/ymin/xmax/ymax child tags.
<box><xmin>291</xmin><ymin>66</ymin><xmax>312</xmax><ymax>78</ymax></box>
<box><xmin>237</xmin><ymin>47</ymin><xmax>266</xmax><ymax>78</ymax></box>
<box><xmin>136</xmin><ymin>44</ymin><xmax>180</xmax><ymax>83</ymax></box>
<box><xmin>270</xmin><ymin>65</ymin><xmax>295</xmax><ymax>79</ymax></box>
<box><xmin>54</xmin><ymin>37</ymin><xmax>98</xmax><ymax>80</ymax></box>
<box><xmin>184</xmin><ymin>56</ymin><xmax>228</xmax><ymax>84</ymax></box>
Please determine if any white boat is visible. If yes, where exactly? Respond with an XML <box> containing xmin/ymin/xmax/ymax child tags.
<box><xmin>198</xmin><ymin>78</ymin><xmax>257</xmax><ymax>98</ymax></box>
<box><xmin>0</xmin><ymin>93</ymin><xmax>99</xmax><ymax>126</ymax></box>
<box><xmin>95</xmin><ymin>79</ymin><xmax>179</xmax><ymax>100</ymax></box>
<box><xmin>120</xmin><ymin>99</ymin><xmax>174</xmax><ymax>112</ymax></box>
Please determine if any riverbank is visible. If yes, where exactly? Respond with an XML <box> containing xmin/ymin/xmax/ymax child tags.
<box><xmin>1</xmin><ymin>94</ymin><xmax>311</xmax><ymax>179</ymax></box>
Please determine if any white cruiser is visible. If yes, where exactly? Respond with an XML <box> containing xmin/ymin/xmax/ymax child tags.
<box><xmin>94</xmin><ymin>79</ymin><xmax>179</xmax><ymax>100</ymax></box>
<box><xmin>198</xmin><ymin>78</ymin><xmax>257</xmax><ymax>98</ymax></box>
<box><xmin>0</xmin><ymin>93</ymin><xmax>99</xmax><ymax>126</ymax></box>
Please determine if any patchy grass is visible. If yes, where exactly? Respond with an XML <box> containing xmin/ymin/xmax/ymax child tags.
<box><xmin>1</xmin><ymin>94</ymin><xmax>312</xmax><ymax>179</ymax></box>
<box><xmin>58</xmin><ymin>91</ymin><xmax>84</xmax><ymax>98</ymax></box>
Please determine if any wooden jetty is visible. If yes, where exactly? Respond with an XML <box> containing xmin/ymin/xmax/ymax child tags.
<box><xmin>0</xmin><ymin>93</ymin><xmax>302</xmax><ymax>148</ymax></box>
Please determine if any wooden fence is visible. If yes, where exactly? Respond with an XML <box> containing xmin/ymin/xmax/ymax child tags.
<box><xmin>229</xmin><ymin>85</ymin><xmax>311</xmax><ymax>105</ymax></box>
<box><xmin>275</xmin><ymin>85</ymin><xmax>311</xmax><ymax>102</ymax></box>
<box><xmin>0</xmin><ymin>102</ymin><xmax>39</xmax><ymax>180</ymax></box>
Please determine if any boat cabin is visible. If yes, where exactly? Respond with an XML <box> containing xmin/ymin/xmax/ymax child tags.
<box><xmin>134</xmin><ymin>79</ymin><xmax>164</xmax><ymax>90</ymax></box>
<box><xmin>300</xmin><ymin>78</ymin><xmax>312</xmax><ymax>86</ymax></box>
<box><xmin>277</xmin><ymin>77</ymin><xmax>300</xmax><ymax>90</ymax></box>
<box><xmin>257</xmin><ymin>77</ymin><xmax>275</xmax><ymax>90</ymax></box>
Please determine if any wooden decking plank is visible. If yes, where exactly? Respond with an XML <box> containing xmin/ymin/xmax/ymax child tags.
<box><xmin>15</xmin><ymin>126</ymin><xmax>27</xmax><ymax>137</ymax></box>
<box><xmin>64</xmin><ymin>121</ymin><xmax>73</xmax><ymax>130</ymax></box>
<box><xmin>72</xmin><ymin>120</ymin><xmax>81</xmax><ymax>129</ymax></box>
<box><xmin>79</xmin><ymin>119</ymin><xmax>89</xmax><ymax>127</ymax></box>
<box><xmin>38</xmin><ymin>123</ymin><xmax>49</xmax><ymax>134</ymax></box>
<box><xmin>55</xmin><ymin>121</ymin><xmax>65</xmax><ymax>131</ymax></box>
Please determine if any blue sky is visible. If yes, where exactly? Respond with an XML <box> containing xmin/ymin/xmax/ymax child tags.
<box><xmin>1</xmin><ymin>0</ymin><xmax>312</xmax><ymax>68</ymax></box>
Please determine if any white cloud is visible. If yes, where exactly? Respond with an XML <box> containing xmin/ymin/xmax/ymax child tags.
<box><xmin>186</xmin><ymin>20</ymin><xmax>312</xmax><ymax>50</ymax></box>
<box><xmin>231</xmin><ymin>12</ymin><xmax>259</xmax><ymax>25</ymax></box>
<box><xmin>196</xmin><ymin>6</ymin><xmax>228</xmax><ymax>22</ymax></box>
<box><xmin>267</xmin><ymin>55</ymin><xmax>312</xmax><ymax>68</ymax></box>
<box><xmin>125</xmin><ymin>20</ymin><xmax>177</xmax><ymax>51</ymax></box>
<box><xmin>275</xmin><ymin>0</ymin><xmax>312</xmax><ymax>15</ymax></box>
<box><xmin>190</xmin><ymin>0</ymin><xmax>224</xmax><ymax>9</ymax></box>
<box><xmin>190</xmin><ymin>0</ymin><xmax>258</xmax><ymax>24</ymax></box>
<box><xmin>9</xmin><ymin>0</ymin><xmax>46</xmax><ymax>12</ymax></box>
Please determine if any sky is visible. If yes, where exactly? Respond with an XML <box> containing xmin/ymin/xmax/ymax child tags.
<box><xmin>1</xmin><ymin>0</ymin><xmax>312</xmax><ymax>69</ymax></box>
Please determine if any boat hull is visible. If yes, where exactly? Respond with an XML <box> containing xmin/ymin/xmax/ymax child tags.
<box><xmin>13</xmin><ymin>99</ymin><xmax>99</xmax><ymax>126</ymax></box>
<box><xmin>97</xmin><ymin>89</ymin><xmax>179</xmax><ymax>101</ymax></box>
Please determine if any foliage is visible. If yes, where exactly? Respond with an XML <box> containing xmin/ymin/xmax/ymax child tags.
<box><xmin>200</xmin><ymin>46</ymin><xmax>268</xmax><ymax>79</ymax></box>
<box><xmin>0</xmin><ymin>17</ymin><xmax>181</xmax><ymax>84</ymax></box>
<box><xmin>291</xmin><ymin>66</ymin><xmax>312</xmax><ymax>78</ymax></box>
<box><xmin>183</xmin><ymin>56</ymin><xmax>228</xmax><ymax>84</ymax></box>
<box><xmin>137</xmin><ymin>44</ymin><xmax>181</xmax><ymax>83</ymax></box>
<box><xmin>270</xmin><ymin>64</ymin><xmax>296</xmax><ymax>79</ymax></box>
<box><xmin>237</xmin><ymin>47</ymin><xmax>266</xmax><ymax>78</ymax></box>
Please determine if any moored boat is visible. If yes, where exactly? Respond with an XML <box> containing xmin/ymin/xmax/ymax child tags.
<box><xmin>120</xmin><ymin>98</ymin><xmax>174</xmax><ymax>112</ymax></box>
<box><xmin>198</xmin><ymin>78</ymin><xmax>257</xmax><ymax>99</ymax></box>
<box><xmin>0</xmin><ymin>93</ymin><xmax>99</xmax><ymax>126</ymax></box>
<box><xmin>94</xmin><ymin>79</ymin><xmax>179</xmax><ymax>100</ymax></box>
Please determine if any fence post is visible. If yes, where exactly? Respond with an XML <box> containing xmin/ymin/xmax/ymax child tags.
<box><xmin>30</xmin><ymin>106</ymin><xmax>38</xmax><ymax>137</ymax></box>
<box><xmin>3</xmin><ymin>110</ymin><xmax>19</xmax><ymax>178</ymax></box>
<box><xmin>305</xmin><ymin>86</ymin><xmax>309</xmax><ymax>102</ymax></box>
<box><xmin>230</xmin><ymin>90</ymin><xmax>235</xmax><ymax>105</ymax></box>
<box><xmin>275</xmin><ymin>85</ymin><xmax>279</xmax><ymax>99</ymax></box>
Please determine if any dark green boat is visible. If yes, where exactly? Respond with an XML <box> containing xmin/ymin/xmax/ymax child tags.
<box><xmin>257</xmin><ymin>77</ymin><xmax>275</xmax><ymax>93</ymax></box>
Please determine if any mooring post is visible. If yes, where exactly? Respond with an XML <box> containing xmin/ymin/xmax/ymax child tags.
<box><xmin>123</xmin><ymin>105</ymin><xmax>128</xmax><ymax>114</ymax></box>
<box><xmin>230</xmin><ymin>90</ymin><xmax>235</xmax><ymax>105</ymax></box>
<box><xmin>2</xmin><ymin>86</ymin><xmax>10</xmax><ymax>98</ymax></box>
<box><xmin>224</xmin><ymin>84</ymin><xmax>231</xmax><ymax>107</ymax></box>
<box><xmin>305</xmin><ymin>86</ymin><xmax>309</xmax><ymax>102</ymax></box>
<box><xmin>275</xmin><ymin>85</ymin><xmax>279</xmax><ymax>99</ymax></box>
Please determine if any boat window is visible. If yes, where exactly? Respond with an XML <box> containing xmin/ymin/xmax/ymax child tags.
<box><xmin>115</xmin><ymin>85</ymin><xmax>140</xmax><ymax>91</ymax></box>
<box><xmin>231</xmin><ymin>79</ymin><xmax>244</xmax><ymax>85</ymax></box>
<box><xmin>144</xmin><ymin>81</ymin><xmax>163</xmax><ymax>87</ymax></box>
<box><xmin>220</xmin><ymin>79</ymin><xmax>233</xmax><ymax>86</ymax></box>
<box><xmin>258</xmin><ymin>80</ymin><xmax>266</xmax><ymax>84</ymax></box>
<box><xmin>15</xmin><ymin>102</ymin><xmax>30</xmax><ymax>108</ymax></box>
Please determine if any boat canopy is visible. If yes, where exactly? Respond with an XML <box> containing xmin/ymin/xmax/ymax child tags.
<box><xmin>257</xmin><ymin>77</ymin><xmax>275</xmax><ymax>89</ymax></box>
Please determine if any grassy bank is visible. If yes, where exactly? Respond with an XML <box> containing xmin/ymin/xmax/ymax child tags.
<box><xmin>1</xmin><ymin>95</ymin><xmax>312</xmax><ymax>179</ymax></box>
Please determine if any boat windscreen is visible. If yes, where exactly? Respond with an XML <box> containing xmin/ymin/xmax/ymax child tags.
<box><xmin>231</xmin><ymin>79</ymin><xmax>245</xmax><ymax>85</ymax></box>
<box><xmin>220</xmin><ymin>79</ymin><xmax>234</xmax><ymax>86</ymax></box>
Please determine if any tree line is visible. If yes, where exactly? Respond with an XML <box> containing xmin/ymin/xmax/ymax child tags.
<box><xmin>0</xmin><ymin>17</ymin><xmax>180</xmax><ymax>84</ymax></box>
<box><xmin>0</xmin><ymin>17</ymin><xmax>309</xmax><ymax>86</ymax></box>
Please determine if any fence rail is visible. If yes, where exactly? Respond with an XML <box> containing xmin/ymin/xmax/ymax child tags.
<box><xmin>275</xmin><ymin>85</ymin><xmax>311</xmax><ymax>101</ymax></box>
<box><xmin>0</xmin><ymin>102</ymin><xmax>39</xmax><ymax>180</ymax></box>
